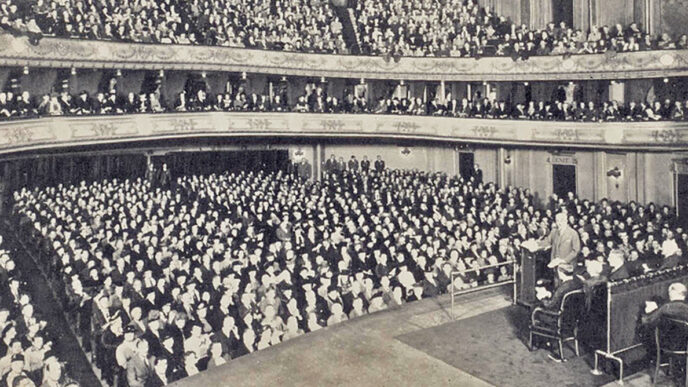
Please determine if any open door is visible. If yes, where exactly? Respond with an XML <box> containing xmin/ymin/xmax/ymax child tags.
<box><xmin>553</xmin><ymin>164</ymin><xmax>576</xmax><ymax>198</ymax></box>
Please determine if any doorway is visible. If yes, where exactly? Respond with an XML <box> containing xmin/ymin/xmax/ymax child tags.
<box><xmin>553</xmin><ymin>164</ymin><xmax>576</xmax><ymax>198</ymax></box>
<box><xmin>676</xmin><ymin>173</ymin><xmax>688</xmax><ymax>228</ymax></box>
<box><xmin>459</xmin><ymin>152</ymin><xmax>474</xmax><ymax>181</ymax></box>
<box><xmin>552</xmin><ymin>0</ymin><xmax>574</xmax><ymax>29</ymax></box>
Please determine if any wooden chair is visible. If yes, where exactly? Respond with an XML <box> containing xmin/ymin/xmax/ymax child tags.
<box><xmin>653</xmin><ymin>316</ymin><xmax>688</xmax><ymax>386</ymax></box>
<box><xmin>529</xmin><ymin>288</ymin><xmax>585</xmax><ymax>361</ymax></box>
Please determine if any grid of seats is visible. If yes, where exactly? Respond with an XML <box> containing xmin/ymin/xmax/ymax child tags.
<box><xmin>10</xmin><ymin>161</ymin><xmax>687</xmax><ymax>385</ymax></box>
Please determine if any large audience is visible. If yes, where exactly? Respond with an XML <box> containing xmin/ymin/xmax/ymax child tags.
<box><xmin>5</xmin><ymin>152</ymin><xmax>686</xmax><ymax>384</ymax></box>
<box><xmin>0</xmin><ymin>235</ymin><xmax>76</xmax><ymax>387</ymax></box>
<box><xmin>1</xmin><ymin>80</ymin><xmax>688</xmax><ymax>122</ymax></box>
<box><xmin>0</xmin><ymin>0</ymin><xmax>685</xmax><ymax>58</ymax></box>
<box><xmin>354</xmin><ymin>0</ymin><xmax>687</xmax><ymax>57</ymax></box>
<box><xmin>0</xmin><ymin>0</ymin><xmax>347</xmax><ymax>54</ymax></box>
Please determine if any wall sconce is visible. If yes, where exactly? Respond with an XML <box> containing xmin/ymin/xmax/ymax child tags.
<box><xmin>504</xmin><ymin>156</ymin><xmax>512</xmax><ymax>165</ymax></box>
<box><xmin>523</xmin><ymin>82</ymin><xmax>529</xmax><ymax>86</ymax></box>
<box><xmin>281</xmin><ymin>76</ymin><xmax>287</xmax><ymax>82</ymax></box>
<box><xmin>158</xmin><ymin>69</ymin><xmax>164</xmax><ymax>78</ymax></box>
<box><xmin>607</xmin><ymin>166</ymin><xmax>622</xmax><ymax>188</ymax></box>
<box><xmin>663</xmin><ymin>77</ymin><xmax>669</xmax><ymax>83</ymax></box>
<box><xmin>607</xmin><ymin>167</ymin><xmax>622</xmax><ymax>178</ymax></box>
<box><xmin>241</xmin><ymin>72</ymin><xmax>247</xmax><ymax>80</ymax></box>
<box><xmin>23</xmin><ymin>66</ymin><xmax>29</xmax><ymax>75</ymax></box>
<box><xmin>115</xmin><ymin>69</ymin><xmax>122</xmax><ymax>77</ymax></box>
<box><xmin>400</xmin><ymin>80</ymin><xmax>405</xmax><ymax>86</ymax></box>
<box><xmin>201</xmin><ymin>71</ymin><xmax>207</xmax><ymax>78</ymax></box>
<box><xmin>70</xmin><ymin>67</ymin><xmax>76</xmax><ymax>76</ymax></box>
<box><xmin>320</xmin><ymin>76</ymin><xmax>326</xmax><ymax>83</ymax></box>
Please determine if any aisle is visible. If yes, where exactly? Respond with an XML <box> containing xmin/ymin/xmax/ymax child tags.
<box><xmin>3</xmin><ymin>227</ymin><xmax>101</xmax><ymax>387</ymax></box>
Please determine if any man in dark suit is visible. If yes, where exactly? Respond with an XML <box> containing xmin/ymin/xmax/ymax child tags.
<box><xmin>472</xmin><ymin>164</ymin><xmax>483</xmax><ymax>184</ymax></box>
<box><xmin>212</xmin><ymin>316</ymin><xmax>240</xmax><ymax>359</ymax></box>
<box><xmin>323</xmin><ymin>154</ymin><xmax>337</xmax><ymax>174</ymax></box>
<box><xmin>534</xmin><ymin>212</ymin><xmax>581</xmax><ymax>287</ymax></box>
<box><xmin>607</xmin><ymin>250</ymin><xmax>632</xmax><ymax>281</ymax></box>
<box><xmin>374</xmin><ymin>155</ymin><xmax>385</xmax><ymax>172</ymax></box>
<box><xmin>146</xmin><ymin>357</ymin><xmax>171</xmax><ymax>387</ymax></box>
<box><xmin>658</xmin><ymin>238</ymin><xmax>684</xmax><ymax>270</ymax></box>
<box><xmin>360</xmin><ymin>156</ymin><xmax>371</xmax><ymax>173</ymax></box>
<box><xmin>641</xmin><ymin>282</ymin><xmax>688</xmax><ymax>329</ymax></box>
<box><xmin>348</xmin><ymin>156</ymin><xmax>359</xmax><ymax>172</ymax></box>
<box><xmin>157</xmin><ymin>163</ymin><xmax>172</xmax><ymax>189</ymax></box>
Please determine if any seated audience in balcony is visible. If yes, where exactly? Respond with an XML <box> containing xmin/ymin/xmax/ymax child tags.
<box><xmin>0</xmin><ymin>0</ymin><xmax>347</xmax><ymax>55</ymax></box>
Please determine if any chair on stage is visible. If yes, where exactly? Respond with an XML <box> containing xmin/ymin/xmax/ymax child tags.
<box><xmin>653</xmin><ymin>317</ymin><xmax>688</xmax><ymax>386</ymax></box>
<box><xmin>528</xmin><ymin>289</ymin><xmax>585</xmax><ymax>361</ymax></box>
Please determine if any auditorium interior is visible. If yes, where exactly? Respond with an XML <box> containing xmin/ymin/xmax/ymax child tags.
<box><xmin>3</xmin><ymin>0</ymin><xmax>688</xmax><ymax>386</ymax></box>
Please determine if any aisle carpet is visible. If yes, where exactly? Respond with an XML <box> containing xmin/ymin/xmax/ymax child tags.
<box><xmin>397</xmin><ymin>306</ymin><xmax>615</xmax><ymax>387</ymax></box>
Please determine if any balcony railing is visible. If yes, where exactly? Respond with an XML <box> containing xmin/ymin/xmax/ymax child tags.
<box><xmin>0</xmin><ymin>112</ymin><xmax>686</xmax><ymax>154</ymax></box>
<box><xmin>1</xmin><ymin>34</ymin><xmax>688</xmax><ymax>81</ymax></box>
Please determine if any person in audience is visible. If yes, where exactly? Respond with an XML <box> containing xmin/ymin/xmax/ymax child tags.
<box><xmin>607</xmin><ymin>249</ymin><xmax>632</xmax><ymax>281</ymax></box>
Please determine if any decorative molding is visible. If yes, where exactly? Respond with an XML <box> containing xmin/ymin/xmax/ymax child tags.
<box><xmin>1</xmin><ymin>34</ymin><xmax>688</xmax><ymax>81</ymax></box>
<box><xmin>0</xmin><ymin>113</ymin><xmax>686</xmax><ymax>156</ymax></box>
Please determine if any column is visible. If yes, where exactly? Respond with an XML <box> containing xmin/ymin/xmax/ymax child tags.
<box><xmin>314</xmin><ymin>144</ymin><xmax>323</xmax><ymax>182</ymax></box>
<box><xmin>608</xmin><ymin>81</ymin><xmax>625</xmax><ymax>104</ymax></box>
<box><xmin>439</xmin><ymin>80</ymin><xmax>446</xmax><ymax>103</ymax></box>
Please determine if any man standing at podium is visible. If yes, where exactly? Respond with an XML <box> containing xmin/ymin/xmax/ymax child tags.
<box><xmin>527</xmin><ymin>212</ymin><xmax>581</xmax><ymax>287</ymax></box>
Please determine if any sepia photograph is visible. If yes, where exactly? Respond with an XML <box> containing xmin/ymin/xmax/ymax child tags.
<box><xmin>0</xmin><ymin>0</ymin><xmax>688</xmax><ymax>386</ymax></box>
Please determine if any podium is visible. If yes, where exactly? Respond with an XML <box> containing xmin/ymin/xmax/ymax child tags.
<box><xmin>518</xmin><ymin>249</ymin><xmax>542</xmax><ymax>307</ymax></box>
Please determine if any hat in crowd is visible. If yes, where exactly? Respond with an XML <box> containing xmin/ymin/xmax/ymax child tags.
<box><xmin>124</xmin><ymin>325</ymin><xmax>137</xmax><ymax>334</ymax></box>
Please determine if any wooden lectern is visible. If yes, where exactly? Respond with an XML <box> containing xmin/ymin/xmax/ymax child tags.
<box><xmin>518</xmin><ymin>248</ymin><xmax>538</xmax><ymax>307</ymax></box>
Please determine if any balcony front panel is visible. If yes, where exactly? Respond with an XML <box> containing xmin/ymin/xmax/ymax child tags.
<box><xmin>0</xmin><ymin>113</ymin><xmax>687</xmax><ymax>155</ymax></box>
<box><xmin>2</xmin><ymin>34</ymin><xmax>688</xmax><ymax>81</ymax></box>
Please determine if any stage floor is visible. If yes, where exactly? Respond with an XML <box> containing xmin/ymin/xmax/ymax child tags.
<box><xmin>173</xmin><ymin>288</ymin><xmax>510</xmax><ymax>387</ymax></box>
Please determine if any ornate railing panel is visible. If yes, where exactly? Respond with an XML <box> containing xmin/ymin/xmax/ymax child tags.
<box><xmin>1</xmin><ymin>34</ymin><xmax>688</xmax><ymax>81</ymax></box>
<box><xmin>0</xmin><ymin>113</ymin><xmax>686</xmax><ymax>154</ymax></box>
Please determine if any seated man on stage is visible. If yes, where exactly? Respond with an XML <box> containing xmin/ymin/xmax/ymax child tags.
<box><xmin>639</xmin><ymin>282</ymin><xmax>688</xmax><ymax>377</ymax></box>
<box><xmin>641</xmin><ymin>282</ymin><xmax>688</xmax><ymax>329</ymax></box>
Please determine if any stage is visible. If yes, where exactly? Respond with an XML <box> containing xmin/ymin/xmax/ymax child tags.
<box><xmin>173</xmin><ymin>288</ymin><xmax>655</xmax><ymax>387</ymax></box>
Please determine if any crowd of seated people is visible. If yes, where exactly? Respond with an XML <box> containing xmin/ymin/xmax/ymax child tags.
<box><xmin>354</xmin><ymin>0</ymin><xmax>687</xmax><ymax>58</ymax></box>
<box><xmin>7</xmin><ymin>150</ymin><xmax>688</xmax><ymax>380</ymax></box>
<box><xmin>0</xmin><ymin>235</ymin><xmax>77</xmax><ymax>387</ymax></box>
<box><xmin>11</xmin><ymin>161</ymin><xmax>518</xmax><ymax>385</ymax></box>
<box><xmin>1</xmin><ymin>0</ymin><xmax>686</xmax><ymax>58</ymax></box>
<box><xmin>0</xmin><ymin>0</ymin><xmax>346</xmax><ymax>54</ymax></box>
<box><xmin>2</xmin><ymin>79</ymin><xmax>688</xmax><ymax>123</ymax></box>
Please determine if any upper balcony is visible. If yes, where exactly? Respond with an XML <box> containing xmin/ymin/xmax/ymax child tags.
<box><xmin>0</xmin><ymin>111</ymin><xmax>686</xmax><ymax>155</ymax></box>
<box><xmin>2</xmin><ymin>34</ymin><xmax>688</xmax><ymax>82</ymax></box>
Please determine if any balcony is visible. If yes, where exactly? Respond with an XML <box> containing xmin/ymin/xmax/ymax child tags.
<box><xmin>2</xmin><ymin>34</ymin><xmax>688</xmax><ymax>81</ymax></box>
<box><xmin>0</xmin><ymin>112</ymin><xmax>686</xmax><ymax>155</ymax></box>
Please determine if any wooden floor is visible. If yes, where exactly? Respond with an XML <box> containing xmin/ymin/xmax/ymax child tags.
<box><xmin>172</xmin><ymin>288</ymin><xmax>513</xmax><ymax>387</ymax></box>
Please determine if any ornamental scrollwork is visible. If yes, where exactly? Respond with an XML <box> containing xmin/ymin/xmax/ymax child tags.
<box><xmin>320</xmin><ymin>119</ymin><xmax>345</xmax><ymax>132</ymax></box>
<box><xmin>651</xmin><ymin>129</ymin><xmax>680</xmax><ymax>143</ymax></box>
<box><xmin>6</xmin><ymin>127</ymin><xmax>32</xmax><ymax>144</ymax></box>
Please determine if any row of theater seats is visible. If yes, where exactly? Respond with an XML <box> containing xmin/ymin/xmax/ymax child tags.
<box><xmin>2</xmin><ymin>85</ymin><xmax>688</xmax><ymax>122</ymax></box>
<box><xmin>354</xmin><ymin>0</ymin><xmax>686</xmax><ymax>57</ymax></box>
<box><xmin>0</xmin><ymin>234</ymin><xmax>75</xmax><ymax>387</ymax></box>
<box><xmin>8</xmin><ymin>160</ymin><xmax>686</xmax><ymax>385</ymax></box>
<box><xmin>0</xmin><ymin>0</ymin><xmax>685</xmax><ymax>58</ymax></box>
<box><xmin>10</xmin><ymin>168</ymin><xmax>512</xmax><ymax>386</ymax></box>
